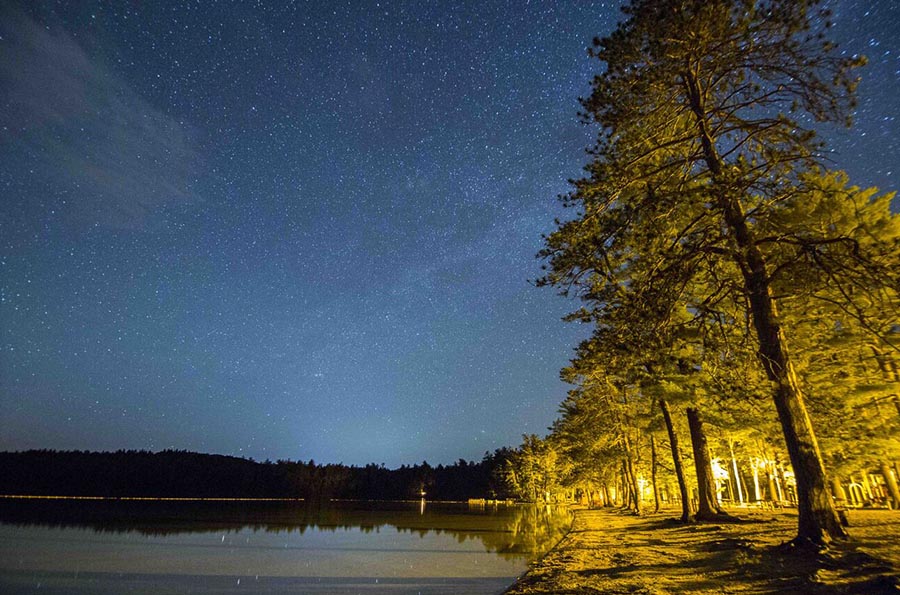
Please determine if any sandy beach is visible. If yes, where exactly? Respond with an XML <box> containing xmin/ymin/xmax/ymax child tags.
<box><xmin>504</xmin><ymin>507</ymin><xmax>900</xmax><ymax>594</ymax></box>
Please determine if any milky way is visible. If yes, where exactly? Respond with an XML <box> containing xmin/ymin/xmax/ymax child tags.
<box><xmin>1</xmin><ymin>1</ymin><xmax>897</xmax><ymax>465</ymax></box>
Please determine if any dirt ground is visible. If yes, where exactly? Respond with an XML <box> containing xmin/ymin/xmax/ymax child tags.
<box><xmin>503</xmin><ymin>507</ymin><xmax>900</xmax><ymax>594</ymax></box>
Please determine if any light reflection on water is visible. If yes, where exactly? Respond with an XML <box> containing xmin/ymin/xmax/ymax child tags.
<box><xmin>0</xmin><ymin>500</ymin><xmax>571</xmax><ymax>594</ymax></box>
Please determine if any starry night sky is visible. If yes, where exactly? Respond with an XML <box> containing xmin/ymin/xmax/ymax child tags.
<box><xmin>1</xmin><ymin>1</ymin><xmax>898</xmax><ymax>466</ymax></box>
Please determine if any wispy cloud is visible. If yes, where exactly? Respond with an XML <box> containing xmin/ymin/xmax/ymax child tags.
<box><xmin>0</xmin><ymin>9</ymin><xmax>200</xmax><ymax>228</ymax></box>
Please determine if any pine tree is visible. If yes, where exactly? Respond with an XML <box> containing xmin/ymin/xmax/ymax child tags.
<box><xmin>540</xmin><ymin>0</ymin><xmax>898</xmax><ymax>545</ymax></box>
<box><xmin>556</xmin><ymin>349</ymin><xmax>650</xmax><ymax>515</ymax></box>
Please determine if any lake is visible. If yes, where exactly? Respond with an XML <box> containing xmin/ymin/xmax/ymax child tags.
<box><xmin>0</xmin><ymin>499</ymin><xmax>572</xmax><ymax>594</ymax></box>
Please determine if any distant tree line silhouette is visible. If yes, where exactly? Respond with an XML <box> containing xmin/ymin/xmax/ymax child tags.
<box><xmin>0</xmin><ymin>449</ymin><xmax>516</xmax><ymax>500</ymax></box>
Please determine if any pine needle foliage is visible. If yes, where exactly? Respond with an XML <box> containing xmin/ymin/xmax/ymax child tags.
<box><xmin>540</xmin><ymin>0</ymin><xmax>898</xmax><ymax>545</ymax></box>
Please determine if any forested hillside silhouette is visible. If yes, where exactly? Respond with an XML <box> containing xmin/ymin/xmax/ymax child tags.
<box><xmin>0</xmin><ymin>449</ymin><xmax>514</xmax><ymax>500</ymax></box>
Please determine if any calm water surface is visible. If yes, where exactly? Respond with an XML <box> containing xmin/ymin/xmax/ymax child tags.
<box><xmin>0</xmin><ymin>499</ymin><xmax>571</xmax><ymax>594</ymax></box>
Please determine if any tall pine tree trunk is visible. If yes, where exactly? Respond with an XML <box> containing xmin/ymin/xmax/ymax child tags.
<box><xmin>754</xmin><ymin>310</ymin><xmax>846</xmax><ymax>540</ymax></box>
<box><xmin>831</xmin><ymin>476</ymin><xmax>850</xmax><ymax>526</ymax></box>
<box><xmin>623</xmin><ymin>459</ymin><xmax>637</xmax><ymax>512</ymax></box>
<box><xmin>767</xmin><ymin>467</ymin><xmax>779</xmax><ymax>504</ymax></box>
<box><xmin>660</xmin><ymin>398</ymin><xmax>692</xmax><ymax>522</ymax></box>
<box><xmin>831</xmin><ymin>476</ymin><xmax>847</xmax><ymax>507</ymax></box>
<box><xmin>686</xmin><ymin>407</ymin><xmax>724</xmax><ymax>521</ymax></box>
<box><xmin>627</xmin><ymin>453</ymin><xmax>641</xmax><ymax>514</ymax></box>
<box><xmin>622</xmin><ymin>435</ymin><xmax>642</xmax><ymax>514</ymax></box>
<box><xmin>685</xmin><ymin>69</ymin><xmax>846</xmax><ymax>545</ymax></box>
<box><xmin>729</xmin><ymin>440</ymin><xmax>744</xmax><ymax>504</ymax></box>
<box><xmin>651</xmin><ymin>434</ymin><xmax>661</xmax><ymax>513</ymax></box>
<box><xmin>752</xmin><ymin>461</ymin><xmax>761</xmax><ymax>503</ymax></box>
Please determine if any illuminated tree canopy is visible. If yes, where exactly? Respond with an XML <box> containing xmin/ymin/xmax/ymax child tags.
<box><xmin>539</xmin><ymin>0</ymin><xmax>899</xmax><ymax>546</ymax></box>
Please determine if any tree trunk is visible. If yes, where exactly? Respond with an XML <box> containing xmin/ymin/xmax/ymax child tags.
<box><xmin>685</xmin><ymin>69</ymin><xmax>846</xmax><ymax>545</ymax></box>
<box><xmin>622</xmin><ymin>435</ymin><xmax>641</xmax><ymax>514</ymax></box>
<box><xmin>686</xmin><ymin>407</ymin><xmax>724</xmax><ymax>521</ymax></box>
<box><xmin>725</xmin><ymin>473</ymin><xmax>734</xmax><ymax>503</ymax></box>
<box><xmin>651</xmin><ymin>434</ymin><xmax>661</xmax><ymax>513</ymax></box>
<box><xmin>625</xmin><ymin>444</ymin><xmax>643</xmax><ymax>514</ymax></box>
<box><xmin>775</xmin><ymin>455</ymin><xmax>790</xmax><ymax>505</ymax></box>
<box><xmin>622</xmin><ymin>460</ymin><xmax>636</xmax><ymax>511</ymax></box>
<box><xmin>831</xmin><ymin>476</ymin><xmax>850</xmax><ymax>526</ymax></box>
<box><xmin>625</xmin><ymin>467</ymin><xmax>635</xmax><ymax>511</ymax></box>
<box><xmin>831</xmin><ymin>476</ymin><xmax>847</xmax><ymax>507</ymax></box>
<box><xmin>766</xmin><ymin>466</ymin><xmax>779</xmax><ymax>504</ymax></box>
<box><xmin>660</xmin><ymin>398</ymin><xmax>693</xmax><ymax>522</ymax></box>
<box><xmin>617</xmin><ymin>465</ymin><xmax>624</xmax><ymax>508</ymax></box>
<box><xmin>752</xmin><ymin>460</ymin><xmax>761</xmax><ymax>503</ymax></box>
<box><xmin>729</xmin><ymin>441</ymin><xmax>744</xmax><ymax>504</ymax></box>
<box><xmin>880</xmin><ymin>461</ymin><xmax>900</xmax><ymax>509</ymax></box>
<box><xmin>629</xmin><ymin>455</ymin><xmax>641</xmax><ymax>514</ymax></box>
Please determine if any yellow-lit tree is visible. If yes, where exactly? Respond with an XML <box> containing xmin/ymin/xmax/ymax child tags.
<box><xmin>539</xmin><ymin>0</ymin><xmax>899</xmax><ymax>545</ymax></box>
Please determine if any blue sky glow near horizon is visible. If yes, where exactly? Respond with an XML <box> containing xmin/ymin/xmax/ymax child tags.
<box><xmin>1</xmin><ymin>0</ymin><xmax>898</xmax><ymax>466</ymax></box>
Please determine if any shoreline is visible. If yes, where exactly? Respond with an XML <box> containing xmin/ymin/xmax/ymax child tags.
<box><xmin>503</xmin><ymin>507</ymin><xmax>900</xmax><ymax>594</ymax></box>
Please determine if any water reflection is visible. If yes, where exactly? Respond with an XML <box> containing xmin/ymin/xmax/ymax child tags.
<box><xmin>0</xmin><ymin>499</ymin><xmax>571</xmax><ymax>560</ymax></box>
<box><xmin>486</xmin><ymin>504</ymin><xmax>572</xmax><ymax>557</ymax></box>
